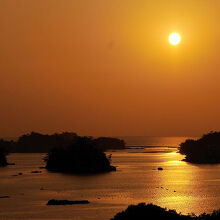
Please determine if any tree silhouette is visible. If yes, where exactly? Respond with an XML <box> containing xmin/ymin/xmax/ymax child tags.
<box><xmin>45</xmin><ymin>136</ymin><xmax>116</xmax><ymax>174</ymax></box>
<box><xmin>0</xmin><ymin>140</ymin><xmax>9</xmax><ymax>166</ymax></box>
<box><xmin>179</xmin><ymin>131</ymin><xmax>220</xmax><ymax>164</ymax></box>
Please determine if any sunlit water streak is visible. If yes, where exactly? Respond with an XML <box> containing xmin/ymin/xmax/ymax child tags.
<box><xmin>0</xmin><ymin>137</ymin><xmax>220</xmax><ymax>220</ymax></box>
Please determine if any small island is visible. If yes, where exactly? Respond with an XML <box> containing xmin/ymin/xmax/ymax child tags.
<box><xmin>0</xmin><ymin>141</ymin><xmax>9</xmax><ymax>167</ymax></box>
<box><xmin>111</xmin><ymin>203</ymin><xmax>220</xmax><ymax>220</ymax></box>
<box><xmin>47</xmin><ymin>199</ymin><xmax>90</xmax><ymax>205</ymax></box>
<box><xmin>179</xmin><ymin>131</ymin><xmax>220</xmax><ymax>164</ymax></box>
<box><xmin>45</xmin><ymin>136</ymin><xmax>116</xmax><ymax>174</ymax></box>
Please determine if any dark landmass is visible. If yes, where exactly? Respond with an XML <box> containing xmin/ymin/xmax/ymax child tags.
<box><xmin>7</xmin><ymin>163</ymin><xmax>16</xmax><ymax>165</ymax></box>
<box><xmin>0</xmin><ymin>196</ymin><xmax>10</xmax><ymax>199</ymax></box>
<box><xmin>94</xmin><ymin>137</ymin><xmax>125</xmax><ymax>150</ymax></box>
<box><xmin>10</xmin><ymin>132</ymin><xmax>78</xmax><ymax>153</ymax></box>
<box><xmin>31</xmin><ymin>171</ymin><xmax>42</xmax><ymax>173</ymax></box>
<box><xmin>2</xmin><ymin>132</ymin><xmax>125</xmax><ymax>153</ymax></box>
<box><xmin>47</xmin><ymin>199</ymin><xmax>90</xmax><ymax>205</ymax></box>
<box><xmin>0</xmin><ymin>141</ymin><xmax>9</xmax><ymax>166</ymax></box>
<box><xmin>179</xmin><ymin>132</ymin><xmax>220</xmax><ymax>164</ymax></box>
<box><xmin>111</xmin><ymin>203</ymin><xmax>220</xmax><ymax>220</ymax></box>
<box><xmin>45</xmin><ymin>136</ymin><xmax>116</xmax><ymax>174</ymax></box>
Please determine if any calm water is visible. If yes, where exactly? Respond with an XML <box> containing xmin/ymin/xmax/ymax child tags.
<box><xmin>119</xmin><ymin>136</ymin><xmax>195</xmax><ymax>147</ymax></box>
<box><xmin>1</xmin><ymin>137</ymin><xmax>220</xmax><ymax>220</ymax></box>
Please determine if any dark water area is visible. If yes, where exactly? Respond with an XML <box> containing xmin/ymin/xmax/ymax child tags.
<box><xmin>0</xmin><ymin>137</ymin><xmax>220</xmax><ymax>220</ymax></box>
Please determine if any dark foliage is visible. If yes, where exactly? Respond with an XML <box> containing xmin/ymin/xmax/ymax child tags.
<box><xmin>7</xmin><ymin>132</ymin><xmax>125</xmax><ymax>153</ymax></box>
<box><xmin>11</xmin><ymin>132</ymin><xmax>78</xmax><ymax>153</ymax></box>
<box><xmin>0</xmin><ymin>140</ymin><xmax>9</xmax><ymax>166</ymax></box>
<box><xmin>45</xmin><ymin>136</ymin><xmax>116</xmax><ymax>174</ymax></box>
<box><xmin>179</xmin><ymin>132</ymin><xmax>220</xmax><ymax>164</ymax></box>
<box><xmin>111</xmin><ymin>203</ymin><xmax>220</xmax><ymax>220</ymax></box>
<box><xmin>0</xmin><ymin>139</ymin><xmax>14</xmax><ymax>153</ymax></box>
<box><xmin>47</xmin><ymin>199</ymin><xmax>89</xmax><ymax>205</ymax></box>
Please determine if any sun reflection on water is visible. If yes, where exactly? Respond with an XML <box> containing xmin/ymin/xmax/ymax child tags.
<box><xmin>169</xmin><ymin>152</ymin><xmax>178</xmax><ymax>155</ymax></box>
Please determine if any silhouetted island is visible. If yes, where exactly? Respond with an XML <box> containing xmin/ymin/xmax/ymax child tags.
<box><xmin>111</xmin><ymin>203</ymin><xmax>220</xmax><ymax>220</ymax></box>
<box><xmin>45</xmin><ymin>136</ymin><xmax>116</xmax><ymax>174</ymax></box>
<box><xmin>3</xmin><ymin>132</ymin><xmax>125</xmax><ymax>153</ymax></box>
<box><xmin>179</xmin><ymin>131</ymin><xmax>220</xmax><ymax>164</ymax></box>
<box><xmin>0</xmin><ymin>140</ymin><xmax>9</xmax><ymax>167</ymax></box>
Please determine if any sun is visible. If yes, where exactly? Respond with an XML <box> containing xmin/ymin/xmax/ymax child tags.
<box><xmin>169</xmin><ymin>33</ymin><xmax>181</xmax><ymax>46</ymax></box>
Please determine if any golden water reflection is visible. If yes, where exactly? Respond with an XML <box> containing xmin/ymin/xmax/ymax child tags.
<box><xmin>152</xmin><ymin>150</ymin><xmax>220</xmax><ymax>215</ymax></box>
<box><xmin>1</xmin><ymin>150</ymin><xmax>220</xmax><ymax>219</ymax></box>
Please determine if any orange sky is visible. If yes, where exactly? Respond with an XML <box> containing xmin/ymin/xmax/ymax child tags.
<box><xmin>1</xmin><ymin>0</ymin><xmax>220</xmax><ymax>137</ymax></box>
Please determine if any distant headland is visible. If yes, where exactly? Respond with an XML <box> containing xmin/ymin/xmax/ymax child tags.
<box><xmin>0</xmin><ymin>132</ymin><xmax>126</xmax><ymax>153</ymax></box>
<box><xmin>179</xmin><ymin>131</ymin><xmax>220</xmax><ymax>164</ymax></box>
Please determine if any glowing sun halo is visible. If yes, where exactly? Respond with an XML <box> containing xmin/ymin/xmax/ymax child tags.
<box><xmin>169</xmin><ymin>33</ymin><xmax>181</xmax><ymax>46</ymax></box>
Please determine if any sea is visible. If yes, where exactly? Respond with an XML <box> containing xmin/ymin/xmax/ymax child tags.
<box><xmin>1</xmin><ymin>136</ymin><xmax>220</xmax><ymax>220</ymax></box>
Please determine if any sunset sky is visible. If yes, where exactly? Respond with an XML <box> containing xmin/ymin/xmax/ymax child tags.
<box><xmin>1</xmin><ymin>0</ymin><xmax>220</xmax><ymax>137</ymax></box>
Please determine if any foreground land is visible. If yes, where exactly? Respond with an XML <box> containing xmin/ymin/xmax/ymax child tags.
<box><xmin>111</xmin><ymin>203</ymin><xmax>220</xmax><ymax>220</ymax></box>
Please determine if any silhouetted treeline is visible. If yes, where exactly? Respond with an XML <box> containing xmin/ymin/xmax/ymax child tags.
<box><xmin>0</xmin><ymin>140</ymin><xmax>9</xmax><ymax>166</ymax></box>
<box><xmin>45</xmin><ymin>136</ymin><xmax>116</xmax><ymax>174</ymax></box>
<box><xmin>2</xmin><ymin>132</ymin><xmax>125</xmax><ymax>153</ymax></box>
<box><xmin>10</xmin><ymin>132</ymin><xmax>78</xmax><ymax>153</ymax></box>
<box><xmin>111</xmin><ymin>203</ymin><xmax>220</xmax><ymax>220</ymax></box>
<box><xmin>179</xmin><ymin>132</ymin><xmax>220</xmax><ymax>164</ymax></box>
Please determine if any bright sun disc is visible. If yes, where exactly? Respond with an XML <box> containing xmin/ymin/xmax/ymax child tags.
<box><xmin>169</xmin><ymin>33</ymin><xmax>181</xmax><ymax>45</ymax></box>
